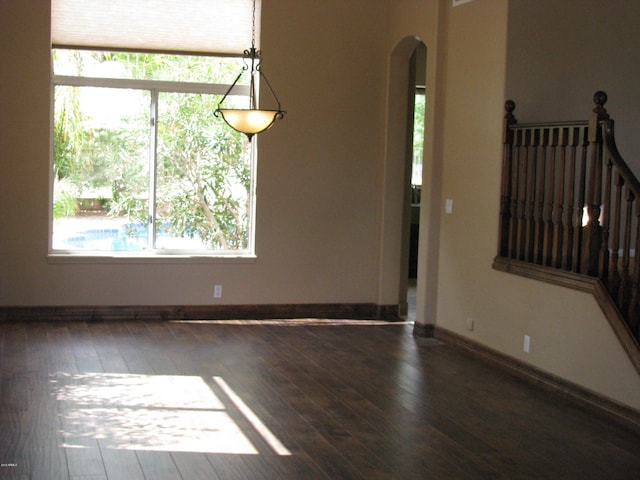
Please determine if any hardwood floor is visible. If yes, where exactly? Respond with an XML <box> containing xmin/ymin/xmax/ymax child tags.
<box><xmin>1</xmin><ymin>318</ymin><xmax>639</xmax><ymax>479</ymax></box>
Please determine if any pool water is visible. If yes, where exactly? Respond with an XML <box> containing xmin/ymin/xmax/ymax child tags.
<box><xmin>53</xmin><ymin>220</ymin><xmax>208</xmax><ymax>251</ymax></box>
<box><xmin>62</xmin><ymin>227</ymin><xmax>147</xmax><ymax>250</ymax></box>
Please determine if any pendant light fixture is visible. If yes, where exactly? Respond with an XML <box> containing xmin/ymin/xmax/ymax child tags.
<box><xmin>214</xmin><ymin>0</ymin><xmax>285</xmax><ymax>140</ymax></box>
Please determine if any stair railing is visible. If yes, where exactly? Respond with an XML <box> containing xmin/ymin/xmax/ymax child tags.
<box><xmin>496</xmin><ymin>91</ymin><xmax>640</xmax><ymax>343</ymax></box>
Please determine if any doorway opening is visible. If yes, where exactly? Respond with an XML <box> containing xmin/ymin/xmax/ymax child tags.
<box><xmin>378</xmin><ymin>36</ymin><xmax>429</xmax><ymax>325</ymax></box>
<box><xmin>404</xmin><ymin>44</ymin><xmax>427</xmax><ymax>323</ymax></box>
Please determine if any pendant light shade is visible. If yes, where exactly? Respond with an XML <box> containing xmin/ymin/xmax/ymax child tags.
<box><xmin>216</xmin><ymin>108</ymin><xmax>284</xmax><ymax>139</ymax></box>
<box><xmin>214</xmin><ymin>1</ymin><xmax>284</xmax><ymax>140</ymax></box>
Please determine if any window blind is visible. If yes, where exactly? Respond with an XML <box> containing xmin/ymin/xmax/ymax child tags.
<box><xmin>51</xmin><ymin>0</ymin><xmax>260</xmax><ymax>55</ymax></box>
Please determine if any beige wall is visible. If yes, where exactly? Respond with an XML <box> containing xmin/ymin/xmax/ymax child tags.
<box><xmin>506</xmin><ymin>0</ymin><xmax>640</xmax><ymax>171</ymax></box>
<box><xmin>0</xmin><ymin>0</ymin><xmax>390</xmax><ymax>306</ymax></box>
<box><xmin>432</xmin><ymin>0</ymin><xmax>640</xmax><ymax>410</ymax></box>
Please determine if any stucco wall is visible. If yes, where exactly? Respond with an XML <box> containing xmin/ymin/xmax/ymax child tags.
<box><xmin>506</xmin><ymin>0</ymin><xmax>640</xmax><ymax>171</ymax></box>
<box><xmin>0</xmin><ymin>0</ymin><xmax>390</xmax><ymax>306</ymax></box>
<box><xmin>433</xmin><ymin>0</ymin><xmax>640</xmax><ymax>410</ymax></box>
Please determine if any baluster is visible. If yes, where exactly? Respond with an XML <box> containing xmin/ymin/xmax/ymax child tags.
<box><xmin>509</xmin><ymin>132</ymin><xmax>521</xmax><ymax>258</ymax></box>
<box><xmin>600</xmin><ymin>156</ymin><xmax>614</xmax><ymax>286</ymax></box>
<box><xmin>572</xmin><ymin>126</ymin><xmax>589</xmax><ymax>273</ymax></box>
<box><xmin>543</xmin><ymin>128</ymin><xmax>557</xmax><ymax>266</ymax></box>
<box><xmin>517</xmin><ymin>129</ymin><xmax>531</xmax><ymax>260</ymax></box>
<box><xmin>534</xmin><ymin>128</ymin><xmax>548</xmax><ymax>264</ymax></box>
<box><xmin>619</xmin><ymin>187</ymin><xmax>634</xmax><ymax>314</ymax></box>
<box><xmin>515</xmin><ymin>129</ymin><xmax>528</xmax><ymax>260</ymax></box>
<box><xmin>607</xmin><ymin>170</ymin><xmax>622</xmax><ymax>296</ymax></box>
<box><xmin>628</xmin><ymin>202</ymin><xmax>640</xmax><ymax>339</ymax></box>
<box><xmin>582</xmin><ymin>143</ymin><xmax>603</xmax><ymax>276</ymax></box>
<box><xmin>554</xmin><ymin>127</ymin><xmax>567</xmax><ymax>268</ymax></box>
<box><xmin>499</xmin><ymin>100</ymin><xmax>517</xmax><ymax>257</ymax></box>
<box><xmin>524</xmin><ymin>129</ymin><xmax>539</xmax><ymax>262</ymax></box>
<box><xmin>554</xmin><ymin>128</ymin><xmax>576</xmax><ymax>270</ymax></box>
<box><xmin>562</xmin><ymin>127</ymin><xmax>580</xmax><ymax>272</ymax></box>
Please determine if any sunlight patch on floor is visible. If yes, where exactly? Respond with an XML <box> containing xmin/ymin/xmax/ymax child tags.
<box><xmin>52</xmin><ymin>373</ymin><xmax>289</xmax><ymax>455</ymax></box>
<box><xmin>214</xmin><ymin>376</ymin><xmax>291</xmax><ymax>456</ymax></box>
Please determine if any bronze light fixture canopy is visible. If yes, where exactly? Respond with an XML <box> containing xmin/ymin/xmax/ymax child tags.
<box><xmin>214</xmin><ymin>0</ymin><xmax>284</xmax><ymax>140</ymax></box>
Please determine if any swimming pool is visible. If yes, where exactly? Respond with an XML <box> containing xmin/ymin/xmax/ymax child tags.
<box><xmin>53</xmin><ymin>218</ymin><xmax>210</xmax><ymax>251</ymax></box>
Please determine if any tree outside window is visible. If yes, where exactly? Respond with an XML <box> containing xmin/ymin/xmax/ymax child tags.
<box><xmin>52</xmin><ymin>50</ymin><xmax>255</xmax><ymax>254</ymax></box>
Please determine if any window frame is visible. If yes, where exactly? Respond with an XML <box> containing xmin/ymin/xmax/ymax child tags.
<box><xmin>49</xmin><ymin>53</ymin><xmax>259</xmax><ymax>260</ymax></box>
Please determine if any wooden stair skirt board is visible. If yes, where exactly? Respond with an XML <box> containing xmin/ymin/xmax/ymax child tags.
<box><xmin>415</xmin><ymin>324</ymin><xmax>640</xmax><ymax>432</ymax></box>
<box><xmin>0</xmin><ymin>303</ymin><xmax>402</xmax><ymax>322</ymax></box>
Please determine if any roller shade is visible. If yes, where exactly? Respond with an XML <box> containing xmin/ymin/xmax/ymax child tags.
<box><xmin>51</xmin><ymin>0</ymin><xmax>260</xmax><ymax>55</ymax></box>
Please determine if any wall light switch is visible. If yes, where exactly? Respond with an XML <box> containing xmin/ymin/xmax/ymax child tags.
<box><xmin>445</xmin><ymin>199</ymin><xmax>453</xmax><ymax>214</ymax></box>
<box><xmin>466</xmin><ymin>317</ymin><xmax>475</xmax><ymax>331</ymax></box>
<box><xmin>523</xmin><ymin>334</ymin><xmax>531</xmax><ymax>353</ymax></box>
<box><xmin>214</xmin><ymin>285</ymin><xmax>223</xmax><ymax>298</ymax></box>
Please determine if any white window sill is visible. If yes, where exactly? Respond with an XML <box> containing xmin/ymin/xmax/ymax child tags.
<box><xmin>47</xmin><ymin>252</ymin><xmax>257</xmax><ymax>265</ymax></box>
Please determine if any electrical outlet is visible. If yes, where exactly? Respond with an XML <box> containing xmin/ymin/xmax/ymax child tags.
<box><xmin>523</xmin><ymin>334</ymin><xmax>531</xmax><ymax>353</ymax></box>
<box><xmin>214</xmin><ymin>284</ymin><xmax>223</xmax><ymax>298</ymax></box>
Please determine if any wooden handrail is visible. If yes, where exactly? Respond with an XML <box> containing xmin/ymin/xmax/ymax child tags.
<box><xmin>496</xmin><ymin>91</ymin><xmax>640</xmax><ymax>345</ymax></box>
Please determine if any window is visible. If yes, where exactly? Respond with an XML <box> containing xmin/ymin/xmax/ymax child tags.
<box><xmin>412</xmin><ymin>88</ymin><xmax>426</xmax><ymax>188</ymax></box>
<box><xmin>50</xmin><ymin>0</ymin><xmax>260</xmax><ymax>256</ymax></box>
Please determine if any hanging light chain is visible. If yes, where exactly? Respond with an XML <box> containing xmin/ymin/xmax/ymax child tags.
<box><xmin>247</xmin><ymin>0</ymin><xmax>260</xmax><ymax>70</ymax></box>
<box><xmin>251</xmin><ymin>0</ymin><xmax>257</xmax><ymax>50</ymax></box>
<box><xmin>214</xmin><ymin>0</ymin><xmax>285</xmax><ymax>140</ymax></box>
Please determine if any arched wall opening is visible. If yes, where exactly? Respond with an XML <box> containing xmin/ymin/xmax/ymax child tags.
<box><xmin>379</xmin><ymin>36</ymin><xmax>436</xmax><ymax>331</ymax></box>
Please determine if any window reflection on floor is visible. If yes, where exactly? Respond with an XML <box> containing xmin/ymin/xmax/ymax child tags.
<box><xmin>52</xmin><ymin>373</ymin><xmax>289</xmax><ymax>455</ymax></box>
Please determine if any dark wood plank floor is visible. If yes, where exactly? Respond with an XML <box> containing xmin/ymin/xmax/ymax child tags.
<box><xmin>1</xmin><ymin>318</ymin><xmax>639</xmax><ymax>479</ymax></box>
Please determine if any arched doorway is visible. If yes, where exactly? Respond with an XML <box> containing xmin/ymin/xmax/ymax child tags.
<box><xmin>378</xmin><ymin>37</ymin><xmax>429</xmax><ymax>324</ymax></box>
<box><xmin>403</xmin><ymin>43</ymin><xmax>427</xmax><ymax>321</ymax></box>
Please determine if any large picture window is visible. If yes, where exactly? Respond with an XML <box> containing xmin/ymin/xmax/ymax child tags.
<box><xmin>51</xmin><ymin>50</ymin><xmax>254</xmax><ymax>254</ymax></box>
<box><xmin>50</xmin><ymin>0</ymin><xmax>260</xmax><ymax>256</ymax></box>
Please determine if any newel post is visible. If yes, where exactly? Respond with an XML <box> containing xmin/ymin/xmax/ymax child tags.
<box><xmin>581</xmin><ymin>91</ymin><xmax>610</xmax><ymax>276</ymax></box>
<box><xmin>498</xmin><ymin>100</ymin><xmax>517</xmax><ymax>257</ymax></box>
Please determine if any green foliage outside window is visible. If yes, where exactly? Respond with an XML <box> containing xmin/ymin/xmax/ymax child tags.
<box><xmin>53</xmin><ymin>50</ymin><xmax>252</xmax><ymax>251</ymax></box>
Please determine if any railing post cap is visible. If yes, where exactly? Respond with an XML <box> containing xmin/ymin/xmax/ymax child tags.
<box><xmin>593</xmin><ymin>90</ymin><xmax>608</xmax><ymax>107</ymax></box>
<box><xmin>505</xmin><ymin>99</ymin><xmax>516</xmax><ymax>114</ymax></box>
<box><xmin>593</xmin><ymin>91</ymin><xmax>610</xmax><ymax>120</ymax></box>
